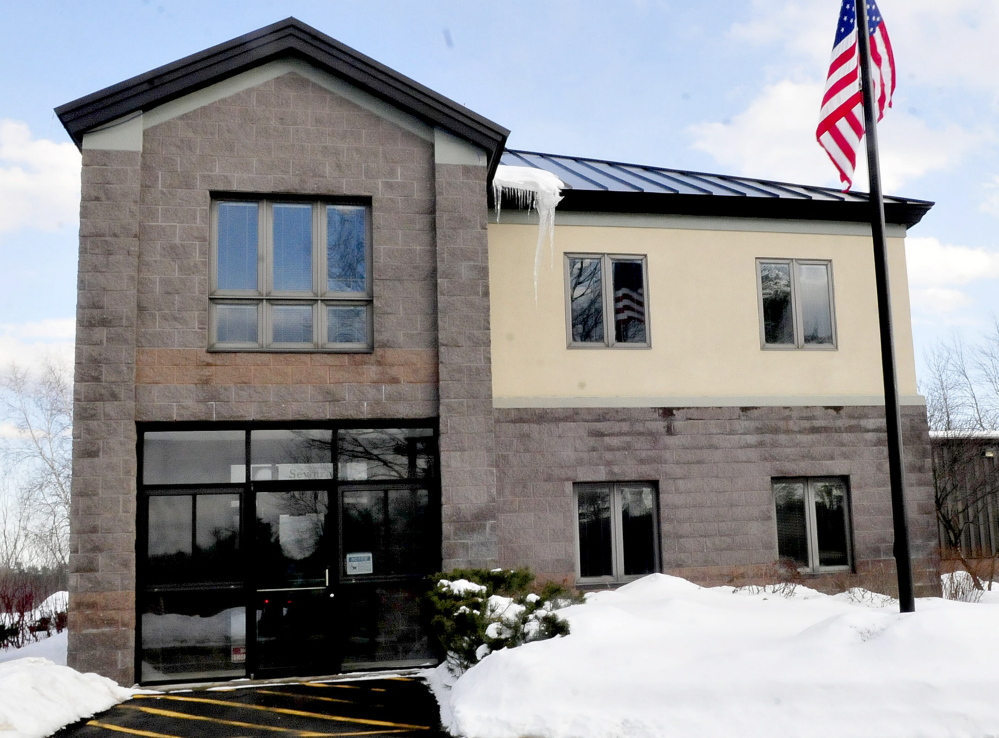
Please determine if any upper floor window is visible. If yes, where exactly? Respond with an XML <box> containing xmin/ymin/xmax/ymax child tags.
<box><xmin>566</xmin><ymin>254</ymin><xmax>649</xmax><ymax>347</ymax></box>
<box><xmin>210</xmin><ymin>198</ymin><xmax>372</xmax><ymax>351</ymax></box>
<box><xmin>757</xmin><ymin>259</ymin><xmax>835</xmax><ymax>349</ymax></box>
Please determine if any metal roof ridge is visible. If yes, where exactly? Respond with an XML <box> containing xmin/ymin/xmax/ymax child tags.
<box><xmin>503</xmin><ymin>148</ymin><xmax>934</xmax><ymax>206</ymax></box>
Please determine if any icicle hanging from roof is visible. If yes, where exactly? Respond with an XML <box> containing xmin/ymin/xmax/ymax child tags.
<box><xmin>492</xmin><ymin>164</ymin><xmax>565</xmax><ymax>300</ymax></box>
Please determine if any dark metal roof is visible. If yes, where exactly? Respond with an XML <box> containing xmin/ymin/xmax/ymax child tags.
<box><xmin>56</xmin><ymin>18</ymin><xmax>509</xmax><ymax>175</ymax></box>
<box><xmin>500</xmin><ymin>150</ymin><xmax>933</xmax><ymax>228</ymax></box>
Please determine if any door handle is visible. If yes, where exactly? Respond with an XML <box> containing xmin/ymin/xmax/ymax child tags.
<box><xmin>325</xmin><ymin>568</ymin><xmax>329</xmax><ymax>587</ymax></box>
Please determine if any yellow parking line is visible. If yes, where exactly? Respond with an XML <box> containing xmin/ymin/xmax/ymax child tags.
<box><xmin>86</xmin><ymin>721</ymin><xmax>183</xmax><ymax>738</ymax></box>
<box><xmin>304</xmin><ymin>683</ymin><xmax>386</xmax><ymax>693</ymax></box>
<box><xmin>132</xmin><ymin>694</ymin><xmax>430</xmax><ymax>731</ymax></box>
<box><xmin>118</xmin><ymin>704</ymin><xmax>407</xmax><ymax>737</ymax></box>
<box><xmin>305</xmin><ymin>682</ymin><xmax>361</xmax><ymax>689</ymax></box>
<box><xmin>256</xmin><ymin>688</ymin><xmax>363</xmax><ymax>705</ymax></box>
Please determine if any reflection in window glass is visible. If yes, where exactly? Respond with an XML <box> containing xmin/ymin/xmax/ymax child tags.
<box><xmin>255</xmin><ymin>491</ymin><xmax>328</xmax><ymax>588</ymax></box>
<box><xmin>216</xmin><ymin>304</ymin><xmax>258</xmax><ymax>344</ymax></box>
<box><xmin>217</xmin><ymin>203</ymin><xmax>258</xmax><ymax>291</ymax></box>
<box><xmin>814</xmin><ymin>480</ymin><xmax>849</xmax><ymax>567</ymax></box>
<box><xmin>143</xmin><ymin>431</ymin><xmax>245</xmax><ymax>485</ymax></box>
<box><xmin>568</xmin><ymin>258</ymin><xmax>604</xmax><ymax>343</ymax></box>
<box><xmin>272</xmin><ymin>204</ymin><xmax>313</xmax><ymax>292</ymax></box>
<box><xmin>338</xmin><ymin>428</ymin><xmax>436</xmax><ymax>481</ymax></box>
<box><xmin>773</xmin><ymin>477</ymin><xmax>851</xmax><ymax>571</ymax></box>
<box><xmin>774</xmin><ymin>481</ymin><xmax>808</xmax><ymax>567</ymax></box>
<box><xmin>577</xmin><ymin>487</ymin><xmax>613</xmax><ymax>578</ymax></box>
<box><xmin>577</xmin><ymin>482</ymin><xmax>658</xmax><ymax>581</ymax></box>
<box><xmin>327</xmin><ymin>205</ymin><xmax>367</xmax><ymax>293</ymax></box>
<box><xmin>146</xmin><ymin>493</ymin><xmax>240</xmax><ymax>585</ymax></box>
<box><xmin>328</xmin><ymin>305</ymin><xmax>368</xmax><ymax>345</ymax></box>
<box><xmin>250</xmin><ymin>429</ymin><xmax>333</xmax><ymax>480</ymax></box>
<box><xmin>272</xmin><ymin>304</ymin><xmax>313</xmax><ymax>344</ymax></box>
<box><xmin>760</xmin><ymin>262</ymin><xmax>793</xmax><ymax>345</ymax></box>
<box><xmin>798</xmin><ymin>263</ymin><xmax>834</xmax><ymax>345</ymax></box>
<box><xmin>141</xmin><ymin>590</ymin><xmax>246</xmax><ymax>682</ymax></box>
<box><xmin>620</xmin><ymin>485</ymin><xmax>656</xmax><ymax>575</ymax></box>
<box><xmin>339</xmin><ymin>583</ymin><xmax>436</xmax><ymax>668</ymax></box>
<box><xmin>342</xmin><ymin>488</ymin><xmax>431</xmax><ymax>577</ymax></box>
<box><xmin>612</xmin><ymin>260</ymin><xmax>647</xmax><ymax>344</ymax></box>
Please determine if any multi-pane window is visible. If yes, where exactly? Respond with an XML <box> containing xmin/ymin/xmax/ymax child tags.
<box><xmin>566</xmin><ymin>254</ymin><xmax>649</xmax><ymax>347</ymax></box>
<box><xmin>773</xmin><ymin>477</ymin><xmax>852</xmax><ymax>572</ymax></box>
<box><xmin>211</xmin><ymin>199</ymin><xmax>372</xmax><ymax>351</ymax></box>
<box><xmin>575</xmin><ymin>482</ymin><xmax>659</xmax><ymax>582</ymax></box>
<box><xmin>757</xmin><ymin>259</ymin><xmax>835</xmax><ymax>348</ymax></box>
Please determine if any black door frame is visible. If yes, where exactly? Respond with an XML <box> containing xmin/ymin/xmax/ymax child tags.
<box><xmin>135</xmin><ymin>419</ymin><xmax>441</xmax><ymax>686</ymax></box>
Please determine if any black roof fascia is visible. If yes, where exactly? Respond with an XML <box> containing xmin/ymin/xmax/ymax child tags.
<box><xmin>551</xmin><ymin>190</ymin><xmax>932</xmax><ymax>229</ymax></box>
<box><xmin>55</xmin><ymin>18</ymin><xmax>509</xmax><ymax>175</ymax></box>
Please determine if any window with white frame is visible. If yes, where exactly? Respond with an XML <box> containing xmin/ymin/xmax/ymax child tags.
<box><xmin>575</xmin><ymin>481</ymin><xmax>659</xmax><ymax>582</ymax></box>
<box><xmin>566</xmin><ymin>254</ymin><xmax>649</xmax><ymax>347</ymax></box>
<box><xmin>757</xmin><ymin>259</ymin><xmax>835</xmax><ymax>348</ymax></box>
<box><xmin>773</xmin><ymin>477</ymin><xmax>852</xmax><ymax>572</ymax></box>
<box><xmin>210</xmin><ymin>198</ymin><xmax>372</xmax><ymax>351</ymax></box>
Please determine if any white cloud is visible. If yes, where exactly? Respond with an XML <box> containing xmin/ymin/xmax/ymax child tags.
<box><xmin>905</xmin><ymin>236</ymin><xmax>999</xmax><ymax>319</ymax></box>
<box><xmin>687</xmin><ymin>81</ymin><xmax>981</xmax><ymax>191</ymax></box>
<box><xmin>905</xmin><ymin>236</ymin><xmax>999</xmax><ymax>287</ymax></box>
<box><xmin>0</xmin><ymin>120</ymin><xmax>81</xmax><ymax>234</ymax></box>
<box><xmin>730</xmin><ymin>0</ymin><xmax>999</xmax><ymax>96</ymax></box>
<box><xmin>980</xmin><ymin>176</ymin><xmax>999</xmax><ymax>217</ymax></box>
<box><xmin>910</xmin><ymin>287</ymin><xmax>973</xmax><ymax>315</ymax></box>
<box><xmin>0</xmin><ymin>319</ymin><xmax>75</xmax><ymax>376</ymax></box>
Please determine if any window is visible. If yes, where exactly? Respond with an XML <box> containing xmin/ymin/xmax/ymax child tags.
<box><xmin>210</xmin><ymin>198</ymin><xmax>372</xmax><ymax>351</ymax></box>
<box><xmin>773</xmin><ymin>477</ymin><xmax>852</xmax><ymax>572</ymax></box>
<box><xmin>575</xmin><ymin>482</ymin><xmax>659</xmax><ymax>582</ymax></box>
<box><xmin>757</xmin><ymin>259</ymin><xmax>835</xmax><ymax>348</ymax></box>
<box><xmin>566</xmin><ymin>254</ymin><xmax>649</xmax><ymax>347</ymax></box>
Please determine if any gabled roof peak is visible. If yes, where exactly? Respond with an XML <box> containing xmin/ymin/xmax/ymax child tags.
<box><xmin>56</xmin><ymin>18</ymin><xmax>508</xmax><ymax>168</ymax></box>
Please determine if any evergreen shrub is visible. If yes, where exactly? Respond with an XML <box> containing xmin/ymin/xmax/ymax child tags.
<box><xmin>425</xmin><ymin>567</ymin><xmax>583</xmax><ymax>675</ymax></box>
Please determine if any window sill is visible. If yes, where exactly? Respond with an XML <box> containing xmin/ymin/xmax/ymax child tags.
<box><xmin>207</xmin><ymin>346</ymin><xmax>374</xmax><ymax>354</ymax></box>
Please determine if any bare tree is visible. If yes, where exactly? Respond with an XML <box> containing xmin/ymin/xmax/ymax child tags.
<box><xmin>922</xmin><ymin>320</ymin><xmax>999</xmax><ymax>589</ymax></box>
<box><xmin>0</xmin><ymin>357</ymin><xmax>72</xmax><ymax>569</ymax></box>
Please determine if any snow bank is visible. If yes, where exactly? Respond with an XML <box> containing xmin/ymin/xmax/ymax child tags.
<box><xmin>436</xmin><ymin>574</ymin><xmax>999</xmax><ymax>738</ymax></box>
<box><xmin>0</xmin><ymin>657</ymin><xmax>135</xmax><ymax>738</ymax></box>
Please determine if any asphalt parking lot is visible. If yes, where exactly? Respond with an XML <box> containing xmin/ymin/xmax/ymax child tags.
<box><xmin>54</xmin><ymin>676</ymin><xmax>448</xmax><ymax>738</ymax></box>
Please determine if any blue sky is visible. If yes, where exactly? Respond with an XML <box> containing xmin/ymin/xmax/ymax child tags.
<box><xmin>3</xmin><ymin>0</ymin><xmax>999</xmax><ymax>382</ymax></box>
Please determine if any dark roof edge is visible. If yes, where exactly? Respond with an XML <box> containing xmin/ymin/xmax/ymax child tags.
<box><xmin>551</xmin><ymin>190</ymin><xmax>932</xmax><ymax>229</ymax></box>
<box><xmin>55</xmin><ymin>17</ymin><xmax>509</xmax><ymax>171</ymax></box>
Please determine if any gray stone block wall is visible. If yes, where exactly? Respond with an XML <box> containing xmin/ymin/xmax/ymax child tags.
<box><xmin>134</xmin><ymin>73</ymin><xmax>440</xmax><ymax>423</ymax></box>
<box><xmin>70</xmin><ymin>149</ymin><xmax>142</xmax><ymax>686</ymax></box>
<box><xmin>494</xmin><ymin>404</ymin><xmax>939</xmax><ymax>595</ymax></box>
<box><xmin>435</xmin><ymin>163</ymin><xmax>498</xmax><ymax>569</ymax></box>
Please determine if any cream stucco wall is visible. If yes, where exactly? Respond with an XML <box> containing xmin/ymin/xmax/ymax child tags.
<box><xmin>488</xmin><ymin>217</ymin><xmax>920</xmax><ymax>407</ymax></box>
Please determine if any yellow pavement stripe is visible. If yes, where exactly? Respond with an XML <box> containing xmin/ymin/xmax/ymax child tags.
<box><xmin>132</xmin><ymin>694</ymin><xmax>430</xmax><ymax>731</ymax></box>
<box><xmin>86</xmin><ymin>720</ymin><xmax>184</xmax><ymax>738</ymax></box>
<box><xmin>305</xmin><ymin>682</ymin><xmax>361</xmax><ymax>689</ymax></box>
<box><xmin>303</xmin><ymin>683</ymin><xmax>386</xmax><ymax>693</ymax></box>
<box><xmin>119</xmin><ymin>704</ymin><xmax>335</xmax><ymax>736</ymax></box>
<box><xmin>385</xmin><ymin>678</ymin><xmax>413</xmax><ymax>682</ymax></box>
<box><xmin>256</xmin><ymin>689</ymin><xmax>361</xmax><ymax>705</ymax></box>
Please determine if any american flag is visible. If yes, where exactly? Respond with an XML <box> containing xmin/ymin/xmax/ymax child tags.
<box><xmin>816</xmin><ymin>0</ymin><xmax>895</xmax><ymax>190</ymax></box>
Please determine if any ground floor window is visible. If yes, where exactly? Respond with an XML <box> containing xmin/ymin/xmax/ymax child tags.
<box><xmin>773</xmin><ymin>477</ymin><xmax>852</xmax><ymax>572</ymax></box>
<box><xmin>137</xmin><ymin>422</ymin><xmax>440</xmax><ymax>684</ymax></box>
<box><xmin>575</xmin><ymin>481</ymin><xmax>660</xmax><ymax>583</ymax></box>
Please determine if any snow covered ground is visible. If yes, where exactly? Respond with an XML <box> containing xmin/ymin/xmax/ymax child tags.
<box><xmin>430</xmin><ymin>574</ymin><xmax>999</xmax><ymax>738</ymax></box>
<box><xmin>1</xmin><ymin>577</ymin><xmax>998</xmax><ymax>738</ymax></box>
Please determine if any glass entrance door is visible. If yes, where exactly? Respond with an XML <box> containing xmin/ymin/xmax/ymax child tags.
<box><xmin>253</xmin><ymin>489</ymin><xmax>335</xmax><ymax>675</ymax></box>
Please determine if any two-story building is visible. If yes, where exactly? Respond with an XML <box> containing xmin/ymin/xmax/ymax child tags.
<box><xmin>56</xmin><ymin>18</ymin><xmax>939</xmax><ymax>686</ymax></box>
